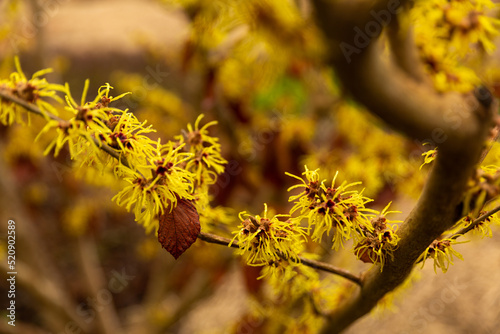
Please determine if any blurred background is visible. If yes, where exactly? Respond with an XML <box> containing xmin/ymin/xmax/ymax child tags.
<box><xmin>0</xmin><ymin>0</ymin><xmax>499</xmax><ymax>333</ymax></box>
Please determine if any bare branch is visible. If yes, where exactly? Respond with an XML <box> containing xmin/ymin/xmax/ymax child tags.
<box><xmin>298</xmin><ymin>256</ymin><xmax>362</xmax><ymax>286</ymax></box>
<box><xmin>198</xmin><ymin>231</ymin><xmax>240</xmax><ymax>248</ymax></box>
<box><xmin>0</xmin><ymin>89</ymin><xmax>134</xmax><ymax>170</ymax></box>
<box><xmin>0</xmin><ymin>89</ymin><xmax>64</xmax><ymax>121</ymax></box>
<box><xmin>311</xmin><ymin>0</ymin><xmax>487</xmax><ymax>153</ymax></box>
<box><xmin>450</xmin><ymin>204</ymin><xmax>500</xmax><ymax>239</ymax></box>
<box><xmin>198</xmin><ymin>232</ymin><xmax>362</xmax><ymax>286</ymax></box>
<box><xmin>310</xmin><ymin>0</ymin><xmax>495</xmax><ymax>332</ymax></box>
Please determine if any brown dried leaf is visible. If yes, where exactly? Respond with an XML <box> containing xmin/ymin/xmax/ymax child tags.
<box><xmin>158</xmin><ymin>198</ymin><xmax>200</xmax><ymax>259</ymax></box>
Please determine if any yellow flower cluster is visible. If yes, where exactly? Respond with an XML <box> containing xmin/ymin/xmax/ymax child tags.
<box><xmin>113</xmin><ymin>141</ymin><xmax>195</xmax><ymax>232</ymax></box>
<box><xmin>0</xmin><ymin>59</ymin><xmax>228</xmax><ymax>235</ymax></box>
<box><xmin>233</xmin><ymin>166</ymin><xmax>403</xmax><ymax>276</ymax></box>
<box><xmin>454</xmin><ymin>213</ymin><xmax>494</xmax><ymax>238</ymax></box>
<box><xmin>286</xmin><ymin>166</ymin><xmax>375</xmax><ymax>250</ymax></box>
<box><xmin>231</xmin><ymin>204</ymin><xmax>306</xmax><ymax>272</ymax></box>
<box><xmin>0</xmin><ymin>57</ymin><xmax>63</xmax><ymax>125</ymax></box>
<box><xmin>303</xmin><ymin>103</ymin><xmax>425</xmax><ymax>199</ymax></box>
<box><xmin>462</xmin><ymin>165</ymin><xmax>500</xmax><ymax>217</ymax></box>
<box><xmin>411</xmin><ymin>0</ymin><xmax>500</xmax><ymax>92</ymax></box>
<box><xmin>110</xmin><ymin>114</ymin><xmax>228</xmax><ymax>232</ymax></box>
<box><xmin>354</xmin><ymin>203</ymin><xmax>401</xmax><ymax>271</ymax></box>
<box><xmin>166</xmin><ymin>0</ymin><xmax>323</xmax><ymax>107</ymax></box>
<box><xmin>36</xmin><ymin>81</ymin><xmax>133</xmax><ymax>158</ymax></box>
<box><xmin>176</xmin><ymin>114</ymin><xmax>227</xmax><ymax>188</ymax></box>
<box><xmin>416</xmin><ymin>238</ymin><xmax>467</xmax><ymax>273</ymax></box>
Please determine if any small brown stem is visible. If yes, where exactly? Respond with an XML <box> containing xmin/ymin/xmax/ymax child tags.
<box><xmin>450</xmin><ymin>204</ymin><xmax>500</xmax><ymax>239</ymax></box>
<box><xmin>298</xmin><ymin>256</ymin><xmax>362</xmax><ymax>286</ymax></box>
<box><xmin>198</xmin><ymin>231</ymin><xmax>240</xmax><ymax>248</ymax></box>
<box><xmin>0</xmin><ymin>89</ymin><xmax>135</xmax><ymax>171</ymax></box>
<box><xmin>0</xmin><ymin>89</ymin><xmax>64</xmax><ymax>121</ymax></box>
<box><xmin>198</xmin><ymin>232</ymin><xmax>362</xmax><ymax>286</ymax></box>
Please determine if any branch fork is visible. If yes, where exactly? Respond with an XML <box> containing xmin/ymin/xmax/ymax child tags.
<box><xmin>311</xmin><ymin>0</ymin><xmax>496</xmax><ymax>332</ymax></box>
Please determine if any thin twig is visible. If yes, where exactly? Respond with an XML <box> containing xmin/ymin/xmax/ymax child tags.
<box><xmin>298</xmin><ymin>256</ymin><xmax>362</xmax><ymax>286</ymax></box>
<box><xmin>0</xmin><ymin>89</ymin><xmax>134</xmax><ymax>170</ymax></box>
<box><xmin>450</xmin><ymin>205</ymin><xmax>500</xmax><ymax>239</ymax></box>
<box><xmin>198</xmin><ymin>231</ymin><xmax>240</xmax><ymax>248</ymax></box>
<box><xmin>198</xmin><ymin>232</ymin><xmax>363</xmax><ymax>286</ymax></box>
<box><xmin>0</xmin><ymin>89</ymin><xmax>64</xmax><ymax>121</ymax></box>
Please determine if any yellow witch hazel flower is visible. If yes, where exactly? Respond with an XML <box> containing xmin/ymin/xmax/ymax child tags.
<box><xmin>113</xmin><ymin>140</ymin><xmax>195</xmax><ymax>233</ymax></box>
<box><xmin>105</xmin><ymin>111</ymin><xmax>157</xmax><ymax>167</ymax></box>
<box><xmin>231</xmin><ymin>204</ymin><xmax>307</xmax><ymax>274</ymax></box>
<box><xmin>354</xmin><ymin>202</ymin><xmax>401</xmax><ymax>271</ymax></box>
<box><xmin>0</xmin><ymin>57</ymin><xmax>64</xmax><ymax>125</ymax></box>
<box><xmin>462</xmin><ymin>165</ymin><xmax>500</xmax><ymax>217</ymax></box>
<box><xmin>419</xmin><ymin>146</ymin><xmax>437</xmax><ymax>170</ymax></box>
<box><xmin>35</xmin><ymin>80</ymin><xmax>133</xmax><ymax>158</ymax></box>
<box><xmin>412</xmin><ymin>0</ymin><xmax>500</xmax><ymax>54</ymax></box>
<box><xmin>442</xmin><ymin>0</ymin><xmax>500</xmax><ymax>55</ymax></box>
<box><xmin>1</xmin><ymin>58</ymin><xmax>230</xmax><ymax>240</ymax></box>
<box><xmin>411</xmin><ymin>0</ymin><xmax>500</xmax><ymax>92</ymax></box>
<box><xmin>416</xmin><ymin>237</ymin><xmax>467</xmax><ymax>273</ymax></box>
<box><xmin>176</xmin><ymin>114</ymin><xmax>227</xmax><ymax>188</ymax></box>
<box><xmin>455</xmin><ymin>212</ymin><xmax>494</xmax><ymax>238</ymax></box>
<box><xmin>286</xmin><ymin>166</ymin><xmax>375</xmax><ymax>250</ymax></box>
